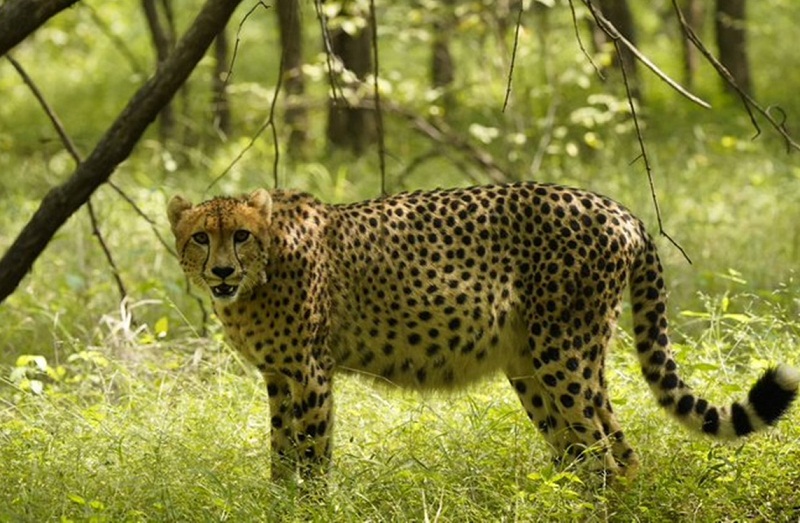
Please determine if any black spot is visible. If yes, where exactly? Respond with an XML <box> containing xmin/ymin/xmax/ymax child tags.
<box><xmin>702</xmin><ymin>407</ymin><xmax>720</xmax><ymax>434</ymax></box>
<box><xmin>661</xmin><ymin>373</ymin><xmax>679</xmax><ymax>390</ymax></box>
<box><xmin>565</xmin><ymin>357</ymin><xmax>579</xmax><ymax>371</ymax></box>
<box><xmin>694</xmin><ymin>398</ymin><xmax>709</xmax><ymax>415</ymax></box>
<box><xmin>543</xmin><ymin>374</ymin><xmax>557</xmax><ymax>387</ymax></box>
<box><xmin>731</xmin><ymin>402</ymin><xmax>754</xmax><ymax>436</ymax></box>
<box><xmin>560</xmin><ymin>394</ymin><xmax>575</xmax><ymax>408</ymax></box>
<box><xmin>675</xmin><ymin>395</ymin><xmax>695</xmax><ymax>416</ymax></box>
<box><xmin>532</xmin><ymin>394</ymin><xmax>544</xmax><ymax>408</ymax></box>
<box><xmin>514</xmin><ymin>381</ymin><xmax>527</xmax><ymax>394</ymax></box>
<box><xmin>649</xmin><ymin>350</ymin><xmax>666</xmax><ymax>366</ymax></box>
<box><xmin>567</xmin><ymin>382</ymin><xmax>581</xmax><ymax>395</ymax></box>
<box><xmin>408</xmin><ymin>333</ymin><xmax>422</xmax><ymax>345</ymax></box>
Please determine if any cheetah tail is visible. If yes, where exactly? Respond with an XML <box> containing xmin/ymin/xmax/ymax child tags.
<box><xmin>629</xmin><ymin>236</ymin><xmax>799</xmax><ymax>438</ymax></box>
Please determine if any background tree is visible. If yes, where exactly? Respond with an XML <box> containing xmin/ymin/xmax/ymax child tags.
<box><xmin>715</xmin><ymin>0</ymin><xmax>751</xmax><ymax>95</ymax></box>
<box><xmin>678</xmin><ymin>0</ymin><xmax>705</xmax><ymax>89</ymax></box>
<box><xmin>325</xmin><ymin>0</ymin><xmax>377</xmax><ymax>153</ymax></box>
<box><xmin>276</xmin><ymin>0</ymin><xmax>307</xmax><ymax>154</ymax></box>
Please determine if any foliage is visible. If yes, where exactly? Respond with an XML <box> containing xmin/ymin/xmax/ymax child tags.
<box><xmin>1</xmin><ymin>0</ymin><xmax>800</xmax><ymax>520</ymax></box>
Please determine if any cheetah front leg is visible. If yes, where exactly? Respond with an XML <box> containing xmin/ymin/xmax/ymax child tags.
<box><xmin>264</xmin><ymin>372</ymin><xmax>297</xmax><ymax>480</ymax></box>
<box><xmin>287</xmin><ymin>356</ymin><xmax>334</xmax><ymax>481</ymax></box>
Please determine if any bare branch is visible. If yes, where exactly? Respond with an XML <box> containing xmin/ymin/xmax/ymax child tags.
<box><xmin>314</xmin><ymin>0</ymin><xmax>344</xmax><ymax>102</ymax></box>
<box><xmin>567</xmin><ymin>0</ymin><xmax>604</xmax><ymax>80</ymax></box>
<box><xmin>671</xmin><ymin>0</ymin><xmax>799</xmax><ymax>152</ymax></box>
<box><xmin>383</xmin><ymin>103</ymin><xmax>509</xmax><ymax>184</ymax></box>
<box><xmin>6</xmin><ymin>55</ymin><xmax>81</xmax><ymax>162</ymax></box>
<box><xmin>87</xmin><ymin>200</ymin><xmax>129</xmax><ymax>301</ymax></box>
<box><xmin>368</xmin><ymin>0</ymin><xmax>387</xmax><ymax>195</ymax></box>
<box><xmin>613</xmin><ymin>39</ymin><xmax>692</xmax><ymax>265</ymax></box>
<box><xmin>7</xmin><ymin>54</ymin><xmax>131</xmax><ymax>300</ymax></box>
<box><xmin>83</xmin><ymin>3</ymin><xmax>145</xmax><ymax>76</ymax></box>
<box><xmin>502</xmin><ymin>1</ymin><xmax>524</xmax><ymax>112</ymax></box>
<box><xmin>0</xmin><ymin>0</ymin><xmax>79</xmax><ymax>57</ymax></box>
<box><xmin>581</xmin><ymin>0</ymin><xmax>711</xmax><ymax>109</ymax></box>
<box><xmin>0</xmin><ymin>0</ymin><xmax>245</xmax><ymax>305</ymax></box>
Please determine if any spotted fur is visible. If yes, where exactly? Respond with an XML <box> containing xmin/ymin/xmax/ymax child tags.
<box><xmin>168</xmin><ymin>182</ymin><xmax>798</xmax><ymax>480</ymax></box>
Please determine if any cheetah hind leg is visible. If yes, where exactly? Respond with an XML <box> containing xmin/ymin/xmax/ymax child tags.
<box><xmin>507</xmin><ymin>370</ymin><xmax>622</xmax><ymax>479</ymax></box>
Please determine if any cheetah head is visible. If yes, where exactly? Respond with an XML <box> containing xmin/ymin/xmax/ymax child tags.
<box><xmin>167</xmin><ymin>189</ymin><xmax>272</xmax><ymax>302</ymax></box>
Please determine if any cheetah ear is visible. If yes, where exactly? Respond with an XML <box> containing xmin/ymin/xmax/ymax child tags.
<box><xmin>247</xmin><ymin>189</ymin><xmax>273</xmax><ymax>221</ymax></box>
<box><xmin>167</xmin><ymin>195</ymin><xmax>193</xmax><ymax>230</ymax></box>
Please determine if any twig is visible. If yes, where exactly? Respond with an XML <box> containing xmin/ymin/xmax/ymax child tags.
<box><xmin>313</xmin><ymin>0</ymin><xmax>343</xmax><ymax>103</ymax></box>
<box><xmin>6</xmin><ymin>54</ymin><xmax>133</xmax><ymax>297</ymax></box>
<box><xmin>581</xmin><ymin>0</ymin><xmax>711</xmax><ymax>110</ymax></box>
<box><xmin>222</xmin><ymin>2</ymin><xmax>270</xmax><ymax>103</ymax></box>
<box><xmin>567</xmin><ymin>0</ymin><xmax>604</xmax><ymax>80</ymax></box>
<box><xmin>367</xmin><ymin>0</ymin><xmax>387</xmax><ymax>195</ymax></box>
<box><xmin>613</xmin><ymin>39</ymin><xmax>692</xmax><ymax>265</ymax></box>
<box><xmin>86</xmin><ymin>200</ymin><xmax>130</xmax><ymax>300</ymax></box>
<box><xmin>380</xmin><ymin>102</ymin><xmax>508</xmax><ymax>184</ymax></box>
<box><xmin>6</xmin><ymin>56</ymin><xmax>81</xmax><ymax>163</ymax></box>
<box><xmin>206</xmin><ymin>47</ymin><xmax>284</xmax><ymax>192</ymax></box>
<box><xmin>395</xmin><ymin>149</ymin><xmax>442</xmax><ymax>186</ymax></box>
<box><xmin>83</xmin><ymin>3</ymin><xmax>146</xmax><ymax>76</ymax></box>
<box><xmin>671</xmin><ymin>0</ymin><xmax>799</xmax><ymax>152</ymax></box>
<box><xmin>502</xmin><ymin>1</ymin><xmax>524</xmax><ymax>112</ymax></box>
<box><xmin>105</xmin><ymin>182</ymin><xmax>176</xmax><ymax>256</ymax></box>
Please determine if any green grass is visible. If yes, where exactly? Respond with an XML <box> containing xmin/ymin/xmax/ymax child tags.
<box><xmin>2</xmin><ymin>0</ymin><xmax>800</xmax><ymax>520</ymax></box>
<box><xmin>2</xmin><ymin>295</ymin><xmax>800</xmax><ymax>521</ymax></box>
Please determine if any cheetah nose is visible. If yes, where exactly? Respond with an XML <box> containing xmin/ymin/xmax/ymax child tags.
<box><xmin>211</xmin><ymin>266</ymin><xmax>235</xmax><ymax>279</ymax></box>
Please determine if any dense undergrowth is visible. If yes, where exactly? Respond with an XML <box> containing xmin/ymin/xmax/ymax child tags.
<box><xmin>1</xmin><ymin>0</ymin><xmax>800</xmax><ymax>520</ymax></box>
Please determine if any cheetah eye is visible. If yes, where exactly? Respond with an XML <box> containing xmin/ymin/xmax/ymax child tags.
<box><xmin>192</xmin><ymin>232</ymin><xmax>209</xmax><ymax>245</ymax></box>
<box><xmin>233</xmin><ymin>230</ymin><xmax>251</xmax><ymax>243</ymax></box>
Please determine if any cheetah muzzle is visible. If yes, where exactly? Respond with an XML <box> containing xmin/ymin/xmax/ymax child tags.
<box><xmin>167</xmin><ymin>182</ymin><xmax>799</xmax><ymax>483</ymax></box>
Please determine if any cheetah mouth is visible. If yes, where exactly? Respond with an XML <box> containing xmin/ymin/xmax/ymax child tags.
<box><xmin>211</xmin><ymin>283</ymin><xmax>238</xmax><ymax>299</ymax></box>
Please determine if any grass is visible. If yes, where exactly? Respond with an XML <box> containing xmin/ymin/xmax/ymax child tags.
<box><xmin>2</xmin><ymin>1</ymin><xmax>800</xmax><ymax>520</ymax></box>
<box><xmin>2</xmin><ymin>291</ymin><xmax>800</xmax><ymax>521</ymax></box>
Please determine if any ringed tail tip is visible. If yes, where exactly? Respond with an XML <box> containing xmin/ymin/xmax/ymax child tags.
<box><xmin>749</xmin><ymin>364</ymin><xmax>799</xmax><ymax>428</ymax></box>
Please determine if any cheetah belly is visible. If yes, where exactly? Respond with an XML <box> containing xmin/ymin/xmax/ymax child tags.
<box><xmin>330</xmin><ymin>301</ymin><xmax>527</xmax><ymax>390</ymax></box>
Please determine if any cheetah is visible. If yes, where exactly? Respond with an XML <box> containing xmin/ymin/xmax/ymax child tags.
<box><xmin>167</xmin><ymin>182</ymin><xmax>798</xmax><ymax>480</ymax></box>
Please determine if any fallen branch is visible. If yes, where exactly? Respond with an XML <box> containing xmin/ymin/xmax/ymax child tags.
<box><xmin>0</xmin><ymin>0</ymin><xmax>244</xmax><ymax>305</ymax></box>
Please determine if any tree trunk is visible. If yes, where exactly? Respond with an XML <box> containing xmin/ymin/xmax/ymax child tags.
<box><xmin>0</xmin><ymin>0</ymin><xmax>79</xmax><ymax>57</ymax></box>
<box><xmin>431</xmin><ymin>0</ymin><xmax>455</xmax><ymax>89</ymax></box>
<box><xmin>0</xmin><ymin>0</ymin><xmax>245</xmax><ymax>305</ymax></box>
<box><xmin>715</xmin><ymin>0</ymin><xmax>751</xmax><ymax>96</ymax></box>
<box><xmin>142</xmin><ymin>0</ymin><xmax>176</xmax><ymax>140</ymax></box>
<box><xmin>213</xmin><ymin>29</ymin><xmax>232</xmax><ymax>138</ymax></box>
<box><xmin>326</xmin><ymin>0</ymin><xmax>376</xmax><ymax>153</ymax></box>
<box><xmin>678</xmin><ymin>0</ymin><xmax>705</xmax><ymax>90</ymax></box>
<box><xmin>276</xmin><ymin>0</ymin><xmax>308</xmax><ymax>155</ymax></box>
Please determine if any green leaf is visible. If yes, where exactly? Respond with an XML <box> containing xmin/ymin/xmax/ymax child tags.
<box><xmin>155</xmin><ymin>316</ymin><xmax>169</xmax><ymax>338</ymax></box>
